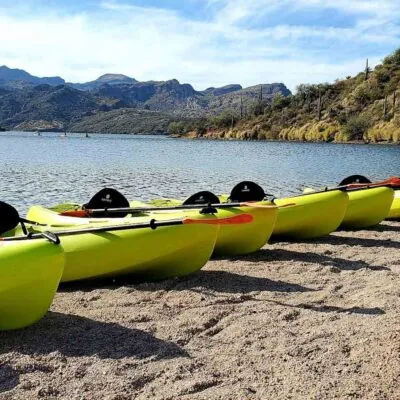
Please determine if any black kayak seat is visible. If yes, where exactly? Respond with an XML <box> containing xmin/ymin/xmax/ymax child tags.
<box><xmin>229</xmin><ymin>181</ymin><xmax>266</xmax><ymax>202</ymax></box>
<box><xmin>0</xmin><ymin>201</ymin><xmax>20</xmax><ymax>235</ymax></box>
<box><xmin>182</xmin><ymin>191</ymin><xmax>220</xmax><ymax>205</ymax></box>
<box><xmin>83</xmin><ymin>188</ymin><xmax>130</xmax><ymax>218</ymax></box>
<box><xmin>339</xmin><ymin>175</ymin><xmax>371</xmax><ymax>186</ymax></box>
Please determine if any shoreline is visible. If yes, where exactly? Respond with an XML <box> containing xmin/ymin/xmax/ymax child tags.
<box><xmin>173</xmin><ymin>133</ymin><xmax>400</xmax><ymax>146</ymax></box>
<box><xmin>4</xmin><ymin>130</ymin><xmax>399</xmax><ymax>146</ymax></box>
<box><xmin>1</xmin><ymin>220</ymin><xmax>399</xmax><ymax>399</ymax></box>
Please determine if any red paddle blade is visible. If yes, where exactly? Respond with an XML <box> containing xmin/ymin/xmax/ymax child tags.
<box><xmin>60</xmin><ymin>210</ymin><xmax>88</xmax><ymax>218</ymax></box>
<box><xmin>183</xmin><ymin>214</ymin><xmax>253</xmax><ymax>225</ymax></box>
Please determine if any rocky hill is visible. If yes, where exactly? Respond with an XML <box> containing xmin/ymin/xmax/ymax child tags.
<box><xmin>0</xmin><ymin>84</ymin><xmax>123</xmax><ymax>127</ymax></box>
<box><xmin>0</xmin><ymin>66</ymin><xmax>291</xmax><ymax>133</ymax></box>
<box><xmin>69</xmin><ymin>73</ymin><xmax>138</xmax><ymax>91</ymax></box>
<box><xmin>69</xmin><ymin>108</ymin><xmax>177</xmax><ymax>134</ymax></box>
<box><xmin>179</xmin><ymin>48</ymin><xmax>400</xmax><ymax>144</ymax></box>
<box><xmin>0</xmin><ymin>66</ymin><xmax>65</xmax><ymax>89</ymax></box>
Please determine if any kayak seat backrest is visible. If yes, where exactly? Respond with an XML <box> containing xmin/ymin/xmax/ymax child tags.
<box><xmin>229</xmin><ymin>181</ymin><xmax>265</xmax><ymax>202</ymax></box>
<box><xmin>0</xmin><ymin>201</ymin><xmax>20</xmax><ymax>235</ymax></box>
<box><xmin>339</xmin><ymin>175</ymin><xmax>371</xmax><ymax>186</ymax></box>
<box><xmin>183</xmin><ymin>191</ymin><xmax>220</xmax><ymax>206</ymax></box>
<box><xmin>83</xmin><ymin>188</ymin><xmax>130</xmax><ymax>218</ymax></box>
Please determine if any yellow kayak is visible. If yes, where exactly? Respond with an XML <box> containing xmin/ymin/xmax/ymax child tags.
<box><xmin>135</xmin><ymin>201</ymin><xmax>278</xmax><ymax>256</ymax></box>
<box><xmin>26</xmin><ymin>206</ymin><xmax>224</xmax><ymax>282</ymax></box>
<box><xmin>340</xmin><ymin>186</ymin><xmax>394</xmax><ymax>229</ymax></box>
<box><xmin>305</xmin><ymin>181</ymin><xmax>395</xmax><ymax>229</ymax></box>
<box><xmin>387</xmin><ymin>190</ymin><xmax>400</xmax><ymax>220</ymax></box>
<box><xmin>0</xmin><ymin>202</ymin><xmax>64</xmax><ymax>330</ymax></box>
<box><xmin>28</xmin><ymin>204</ymin><xmax>277</xmax><ymax>258</ymax></box>
<box><xmin>337</xmin><ymin>175</ymin><xmax>398</xmax><ymax>224</ymax></box>
<box><xmin>150</xmin><ymin>183</ymin><xmax>349</xmax><ymax>241</ymax></box>
<box><xmin>220</xmin><ymin>182</ymin><xmax>349</xmax><ymax>239</ymax></box>
<box><xmin>0</xmin><ymin>240</ymin><xmax>64</xmax><ymax>330</ymax></box>
<box><xmin>272</xmin><ymin>190</ymin><xmax>349</xmax><ymax>239</ymax></box>
<box><xmin>31</xmin><ymin>188</ymin><xmax>278</xmax><ymax>257</ymax></box>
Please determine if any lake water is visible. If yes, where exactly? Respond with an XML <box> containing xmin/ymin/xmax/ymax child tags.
<box><xmin>1</xmin><ymin>131</ymin><xmax>399</xmax><ymax>213</ymax></box>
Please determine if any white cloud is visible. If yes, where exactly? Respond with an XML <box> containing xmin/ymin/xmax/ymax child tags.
<box><xmin>0</xmin><ymin>1</ymin><xmax>399</xmax><ymax>91</ymax></box>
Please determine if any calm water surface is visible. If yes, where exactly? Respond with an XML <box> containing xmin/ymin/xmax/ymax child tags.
<box><xmin>1</xmin><ymin>131</ymin><xmax>399</xmax><ymax>213</ymax></box>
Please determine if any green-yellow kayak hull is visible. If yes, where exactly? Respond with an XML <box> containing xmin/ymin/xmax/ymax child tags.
<box><xmin>133</xmin><ymin>200</ymin><xmax>278</xmax><ymax>256</ymax></box>
<box><xmin>0</xmin><ymin>239</ymin><xmax>64</xmax><ymax>330</ymax></box>
<box><xmin>28</xmin><ymin>202</ymin><xmax>277</xmax><ymax>258</ymax></box>
<box><xmin>341</xmin><ymin>187</ymin><xmax>394</xmax><ymax>229</ymax></box>
<box><xmin>272</xmin><ymin>190</ymin><xmax>349</xmax><ymax>239</ymax></box>
<box><xmin>387</xmin><ymin>190</ymin><xmax>400</xmax><ymax>220</ymax></box>
<box><xmin>26</xmin><ymin>206</ymin><xmax>219</xmax><ymax>283</ymax></box>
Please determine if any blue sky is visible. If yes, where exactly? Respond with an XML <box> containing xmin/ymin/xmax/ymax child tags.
<box><xmin>0</xmin><ymin>0</ymin><xmax>399</xmax><ymax>91</ymax></box>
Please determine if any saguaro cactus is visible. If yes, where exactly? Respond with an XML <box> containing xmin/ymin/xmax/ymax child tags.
<box><xmin>365</xmin><ymin>59</ymin><xmax>370</xmax><ymax>81</ymax></box>
<box><xmin>393</xmin><ymin>91</ymin><xmax>397</xmax><ymax>115</ymax></box>
<box><xmin>317</xmin><ymin>89</ymin><xmax>322</xmax><ymax>121</ymax></box>
<box><xmin>383</xmin><ymin>95</ymin><xmax>388</xmax><ymax>117</ymax></box>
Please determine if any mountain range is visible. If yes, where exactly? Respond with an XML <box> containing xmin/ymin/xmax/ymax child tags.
<box><xmin>0</xmin><ymin>65</ymin><xmax>291</xmax><ymax>133</ymax></box>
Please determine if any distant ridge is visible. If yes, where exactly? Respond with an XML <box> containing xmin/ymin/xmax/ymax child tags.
<box><xmin>0</xmin><ymin>65</ymin><xmax>291</xmax><ymax>133</ymax></box>
<box><xmin>0</xmin><ymin>66</ymin><xmax>65</xmax><ymax>88</ymax></box>
<box><xmin>69</xmin><ymin>73</ymin><xmax>138</xmax><ymax>90</ymax></box>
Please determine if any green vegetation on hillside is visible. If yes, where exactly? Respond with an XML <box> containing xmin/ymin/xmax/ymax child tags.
<box><xmin>70</xmin><ymin>108</ymin><xmax>178</xmax><ymax>134</ymax></box>
<box><xmin>177</xmin><ymin>48</ymin><xmax>400</xmax><ymax>143</ymax></box>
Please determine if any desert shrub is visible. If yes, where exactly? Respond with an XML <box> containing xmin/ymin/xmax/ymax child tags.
<box><xmin>367</xmin><ymin>122</ymin><xmax>399</xmax><ymax>142</ymax></box>
<box><xmin>168</xmin><ymin>121</ymin><xmax>186</xmax><ymax>135</ymax></box>
<box><xmin>383</xmin><ymin>48</ymin><xmax>400</xmax><ymax>66</ymax></box>
<box><xmin>342</xmin><ymin>115</ymin><xmax>372</xmax><ymax>140</ymax></box>
<box><xmin>211</xmin><ymin>111</ymin><xmax>236</xmax><ymax>128</ymax></box>
<box><xmin>393</xmin><ymin>114</ymin><xmax>400</xmax><ymax>128</ymax></box>
<box><xmin>272</xmin><ymin>94</ymin><xmax>290</xmax><ymax>110</ymax></box>
<box><xmin>383</xmin><ymin>112</ymin><xmax>393</xmax><ymax>122</ymax></box>
<box><xmin>375</xmin><ymin>68</ymin><xmax>391</xmax><ymax>84</ymax></box>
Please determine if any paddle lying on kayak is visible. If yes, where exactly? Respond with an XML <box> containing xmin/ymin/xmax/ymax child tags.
<box><xmin>28</xmin><ymin>188</ymin><xmax>285</xmax><ymax>257</ymax></box>
<box><xmin>23</xmin><ymin>200</ymin><xmax>256</xmax><ymax>281</ymax></box>
<box><xmin>2</xmin><ymin>213</ymin><xmax>253</xmax><ymax>241</ymax></box>
<box><xmin>0</xmin><ymin>201</ymin><xmax>65</xmax><ymax>330</ymax></box>
<box><xmin>59</xmin><ymin>201</ymin><xmax>287</xmax><ymax>218</ymax></box>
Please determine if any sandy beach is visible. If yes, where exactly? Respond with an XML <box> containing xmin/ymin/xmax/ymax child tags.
<box><xmin>1</xmin><ymin>221</ymin><xmax>400</xmax><ymax>399</ymax></box>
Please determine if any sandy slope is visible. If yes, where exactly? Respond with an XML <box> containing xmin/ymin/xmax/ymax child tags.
<box><xmin>1</xmin><ymin>221</ymin><xmax>400</xmax><ymax>399</ymax></box>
